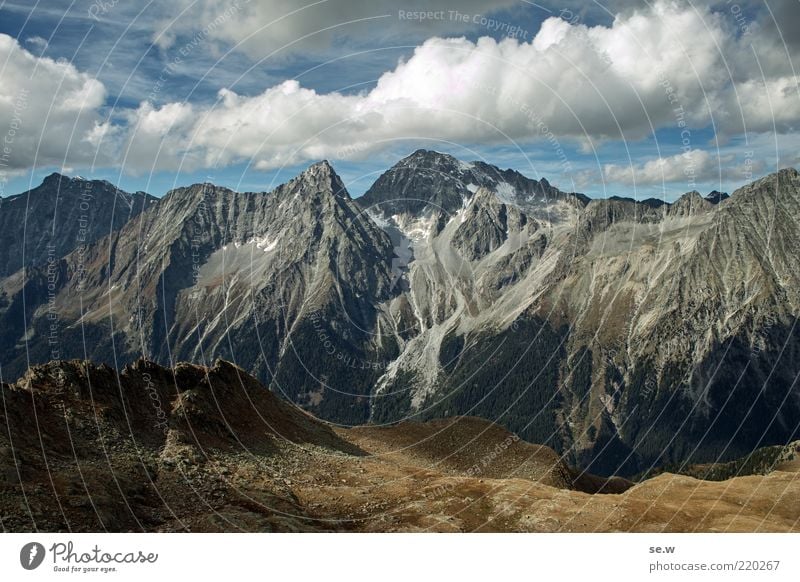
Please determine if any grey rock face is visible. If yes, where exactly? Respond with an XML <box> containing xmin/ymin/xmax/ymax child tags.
<box><xmin>362</xmin><ymin>158</ymin><xmax>800</xmax><ymax>475</ymax></box>
<box><xmin>0</xmin><ymin>161</ymin><xmax>397</xmax><ymax>425</ymax></box>
<box><xmin>0</xmin><ymin>173</ymin><xmax>154</xmax><ymax>278</ymax></box>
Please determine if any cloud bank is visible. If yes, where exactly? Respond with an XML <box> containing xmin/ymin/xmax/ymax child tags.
<box><xmin>1</xmin><ymin>0</ymin><xmax>798</xmax><ymax>186</ymax></box>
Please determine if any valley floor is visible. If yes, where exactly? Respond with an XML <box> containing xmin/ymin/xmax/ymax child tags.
<box><xmin>1</xmin><ymin>360</ymin><xmax>798</xmax><ymax>533</ymax></box>
<box><xmin>3</xmin><ymin>419</ymin><xmax>798</xmax><ymax>532</ymax></box>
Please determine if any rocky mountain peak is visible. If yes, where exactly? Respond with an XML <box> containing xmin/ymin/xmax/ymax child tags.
<box><xmin>728</xmin><ymin>166</ymin><xmax>800</xmax><ymax>206</ymax></box>
<box><xmin>156</xmin><ymin>182</ymin><xmax>237</xmax><ymax>221</ymax></box>
<box><xmin>289</xmin><ymin>159</ymin><xmax>350</xmax><ymax>200</ymax></box>
<box><xmin>706</xmin><ymin>190</ymin><xmax>729</xmax><ymax>204</ymax></box>
<box><xmin>668</xmin><ymin>190</ymin><xmax>712</xmax><ymax>216</ymax></box>
<box><xmin>359</xmin><ymin>149</ymin><xmax>586</xmax><ymax>221</ymax></box>
<box><xmin>42</xmin><ymin>171</ymin><xmax>68</xmax><ymax>186</ymax></box>
<box><xmin>37</xmin><ymin>173</ymin><xmax>134</xmax><ymax>199</ymax></box>
<box><xmin>0</xmin><ymin>173</ymin><xmax>155</xmax><ymax>278</ymax></box>
<box><xmin>399</xmin><ymin>148</ymin><xmax>461</xmax><ymax>169</ymax></box>
<box><xmin>39</xmin><ymin>172</ymin><xmax>98</xmax><ymax>189</ymax></box>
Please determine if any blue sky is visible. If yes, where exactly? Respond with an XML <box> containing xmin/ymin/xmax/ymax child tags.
<box><xmin>0</xmin><ymin>0</ymin><xmax>797</xmax><ymax>200</ymax></box>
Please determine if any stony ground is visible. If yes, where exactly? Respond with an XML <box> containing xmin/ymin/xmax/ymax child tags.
<box><xmin>2</xmin><ymin>360</ymin><xmax>798</xmax><ymax>532</ymax></box>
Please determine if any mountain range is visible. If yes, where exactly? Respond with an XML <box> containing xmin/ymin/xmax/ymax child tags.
<box><xmin>1</xmin><ymin>150</ymin><xmax>798</xmax><ymax>477</ymax></box>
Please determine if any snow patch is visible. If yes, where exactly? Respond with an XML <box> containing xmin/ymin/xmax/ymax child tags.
<box><xmin>366</xmin><ymin>209</ymin><xmax>391</xmax><ymax>229</ymax></box>
<box><xmin>495</xmin><ymin>182</ymin><xmax>516</xmax><ymax>205</ymax></box>
<box><xmin>253</xmin><ymin>234</ymin><xmax>280</xmax><ymax>252</ymax></box>
<box><xmin>393</xmin><ymin>213</ymin><xmax>437</xmax><ymax>244</ymax></box>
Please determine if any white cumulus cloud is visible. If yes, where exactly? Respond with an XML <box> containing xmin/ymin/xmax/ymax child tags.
<box><xmin>0</xmin><ymin>34</ymin><xmax>110</xmax><ymax>172</ymax></box>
